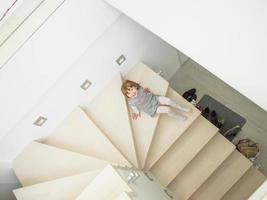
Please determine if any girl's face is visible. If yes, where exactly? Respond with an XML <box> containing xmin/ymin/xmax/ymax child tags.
<box><xmin>127</xmin><ymin>86</ymin><xmax>138</xmax><ymax>98</ymax></box>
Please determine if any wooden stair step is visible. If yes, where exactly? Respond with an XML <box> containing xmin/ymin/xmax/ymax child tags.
<box><xmin>145</xmin><ymin>87</ymin><xmax>200</xmax><ymax>170</ymax></box>
<box><xmin>123</xmin><ymin>62</ymin><xmax>169</xmax><ymax>169</ymax></box>
<box><xmin>248</xmin><ymin>180</ymin><xmax>267</xmax><ymax>200</ymax></box>
<box><xmin>191</xmin><ymin>150</ymin><xmax>252</xmax><ymax>200</ymax></box>
<box><xmin>43</xmin><ymin>107</ymin><xmax>131</xmax><ymax>167</ymax></box>
<box><xmin>85</xmin><ymin>74</ymin><xmax>138</xmax><ymax>167</ymax></box>
<box><xmin>13</xmin><ymin>170</ymin><xmax>102</xmax><ymax>200</ymax></box>
<box><xmin>114</xmin><ymin>192</ymin><xmax>133</xmax><ymax>200</ymax></box>
<box><xmin>168</xmin><ymin>133</ymin><xmax>235</xmax><ymax>200</ymax></box>
<box><xmin>151</xmin><ymin>116</ymin><xmax>218</xmax><ymax>186</ymax></box>
<box><xmin>75</xmin><ymin>165</ymin><xmax>132</xmax><ymax>200</ymax></box>
<box><xmin>13</xmin><ymin>141</ymin><xmax>109</xmax><ymax>186</ymax></box>
<box><xmin>221</xmin><ymin>166</ymin><xmax>266</xmax><ymax>200</ymax></box>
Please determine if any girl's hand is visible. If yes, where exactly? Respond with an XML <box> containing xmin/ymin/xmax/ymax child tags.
<box><xmin>132</xmin><ymin>112</ymin><xmax>141</xmax><ymax>120</ymax></box>
<box><xmin>144</xmin><ymin>88</ymin><xmax>150</xmax><ymax>93</ymax></box>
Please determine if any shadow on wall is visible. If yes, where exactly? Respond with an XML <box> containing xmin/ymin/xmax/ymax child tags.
<box><xmin>0</xmin><ymin>161</ymin><xmax>21</xmax><ymax>200</ymax></box>
<box><xmin>0</xmin><ymin>182</ymin><xmax>21</xmax><ymax>200</ymax></box>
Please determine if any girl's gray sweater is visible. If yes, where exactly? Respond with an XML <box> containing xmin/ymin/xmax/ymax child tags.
<box><xmin>128</xmin><ymin>87</ymin><xmax>160</xmax><ymax>117</ymax></box>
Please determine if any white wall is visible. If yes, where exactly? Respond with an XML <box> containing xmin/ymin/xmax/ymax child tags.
<box><xmin>0</xmin><ymin>161</ymin><xmax>19</xmax><ymax>184</ymax></box>
<box><xmin>0</xmin><ymin>0</ymin><xmax>120</xmax><ymax>141</ymax></box>
<box><xmin>0</xmin><ymin>1</ymin><xmax>181</xmax><ymax>186</ymax></box>
<box><xmin>105</xmin><ymin>0</ymin><xmax>267</xmax><ymax>111</ymax></box>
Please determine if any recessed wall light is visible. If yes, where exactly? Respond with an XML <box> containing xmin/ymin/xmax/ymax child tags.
<box><xmin>116</xmin><ymin>54</ymin><xmax>126</xmax><ymax>65</ymax></box>
<box><xmin>33</xmin><ymin>116</ymin><xmax>47</xmax><ymax>126</ymax></box>
<box><xmin>80</xmin><ymin>80</ymin><xmax>92</xmax><ymax>91</ymax></box>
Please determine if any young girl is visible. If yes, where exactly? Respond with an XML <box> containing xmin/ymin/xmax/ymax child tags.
<box><xmin>121</xmin><ymin>80</ymin><xmax>191</xmax><ymax>121</ymax></box>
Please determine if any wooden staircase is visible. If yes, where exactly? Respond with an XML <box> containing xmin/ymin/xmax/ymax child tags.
<box><xmin>13</xmin><ymin>170</ymin><xmax>102</xmax><ymax>200</ymax></box>
<box><xmin>74</xmin><ymin>165</ymin><xmax>132</xmax><ymax>200</ymax></box>
<box><xmin>12</xmin><ymin>62</ymin><xmax>266</xmax><ymax>199</ymax></box>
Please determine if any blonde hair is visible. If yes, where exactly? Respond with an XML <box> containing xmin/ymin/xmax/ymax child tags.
<box><xmin>121</xmin><ymin>80</ymin><xmax>140</xmax><ymax>97</ymax></box>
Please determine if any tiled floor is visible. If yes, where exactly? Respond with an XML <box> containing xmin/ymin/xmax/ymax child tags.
<box><xmin>169</xmin><ymin>59</ymin><xmax>267</xmax><ymax>176</ymax></box>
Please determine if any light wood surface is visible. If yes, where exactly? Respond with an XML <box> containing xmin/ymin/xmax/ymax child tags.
<box><xmin>168</xmin><ymin>133</ymin><xmax>235</xmax><ymax>200</ymax></box>
<box><xmin>222</xmin><ymin>166</ymin><xmax>266</xmax><ymax>200</ymax></box>
<box><xmin>191</xmin><ymin>150</ymin><xmax>252</xmax><ymax>200</ymax></box>
<box><xmin>13</xmin><ymin>142</ymin><xmax>109</xmax><ymax>186</ymax></box>
<box><xmin>145</xmin><ymin>87</ymin><xmax>200</xmax><ymax>170</ymax></box>
<box><xmin>248</xmin><ymin>180</ymin><xmax>267</xmax><ymax>200</ymax></box>
<box><xmin>85</xmin><ymin>74</ymin><xmax>138</xmax><ymax>167</ymax></box>
<box><xmin>151</xmin><ymin>116</ymin><xmax>217</xmax><ymax>186</ymax></box>
<box><xmin>114</xmin><ymin>192</ymin><xmax>132</xmax><ymax>200</ymax></box>
<box><xmin>123</xmin><ymin>62</ymin><xmax>169</xmax><ymax>169</ymax></box>
<box><xmin>44</xmin><ymin>107</ymin><xmax>131</xmax><ymax>167</ymax></box>
<box><xmin>13</xmin><ymin>170</ymin><xmax>101</xmax><ymax>200</ymax></box>
<box><xmin>75</xmin><ymin>165</ymin><xmax>132</xmax><ymax>200</ymax></box>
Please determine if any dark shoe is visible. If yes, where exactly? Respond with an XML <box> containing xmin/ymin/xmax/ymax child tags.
<box><xmin>182</xmin><ymin>92</ymin><xmax>190</xmax><ymax>99</ymax></box>
<box><xmin>210</xmin><ymin>110</ymin><xmax>218</xmax><ymax>126</ymax></box>
<box><xmin>182</xmin><ymin>88</ymin><xmax>196</xmax><ymax>99</ymax></box>
<box><xmin>186</xmin><ymin>88</ymin><xmax>196</xmax><ymax>95</ymax></box>
<box><xmin>201</xmin><ymin>107</ymin><xmax>210</xmax><ymax>119</ymax></box>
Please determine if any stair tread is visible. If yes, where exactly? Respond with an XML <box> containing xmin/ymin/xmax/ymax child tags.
<box><xmin>13</xmin><ymin>170</ymin><xmax>102</xmax><ymax>200</ymax></box>
<box><xmin>44</xmin><ymin>107</ymin><xmax>131</xmax><ymax>167</ymax></box>
<box><xmin>123</xmin><ymin>62</ymin><xmax>169</xmax><ymax>168</ymax></box>
<box><xmin>114</xmin><ymin>192</ymin><xmax>133</xmax><ymax>200</ymax></box>
<box><xmin>191</xmin><ymin>150</ymin><xmax>252</xmax><ymax>200</ymax></box>
<box><xmin>85</xmin><ymin>74</ymin><xmax>138</xmax><ymax>167</ymax></box>
<box><xmin>221</xmin><ymin>166</ymin><xmax>266</xmax><ymax>200</ymax></box>
<box><xmin>75</xmin><ymin>165</ymin><xmax>132</xmax><ymax>200</ymax></box>
<box><xmin>145</xmin><ymin>87</ymin><xmax>200</xmax><ymax>170</ymax></box>
<box><xmin>169</xmin><ymin>133</ymin><xmax>235</xmax><ymax>200</ymax></box>
<box><xmin>13</xmin><ymin>141</ymin><xmax>109</xmax><ymax>186</ymax></box>
<box><xmin>151</xmin><ymin>116</ymin><xmax>218</xmax><ymax>186</ymax></box>
<box><xmin>248</xmin><ymin>180</ymin><xmax>267</xmax><ymax>200</ymax></box>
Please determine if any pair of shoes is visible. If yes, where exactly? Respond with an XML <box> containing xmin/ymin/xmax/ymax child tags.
<box><xmin>182</xmin><ymin>88</ymin><xmax>197</xmax><ymax>102</ymax></box>
<box><xmin>201</xmin><ymin>107</ymin><xmax>219</xmax><ymax>127</ymax></box>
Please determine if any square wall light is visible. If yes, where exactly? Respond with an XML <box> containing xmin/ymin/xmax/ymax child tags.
<box><xmin>80</xmin><ymin>80</ymin><xmax>92</xmax><ymax>91</ymax></box>
<box><xmin>116</xmin><ymin>54</ymin><xmax>126</xmax><ymax>65</ymax></box>
<box><xmin>33</xmin><ymin>116</ymin><xmax>47</xmax><ymax>126</ymax></box>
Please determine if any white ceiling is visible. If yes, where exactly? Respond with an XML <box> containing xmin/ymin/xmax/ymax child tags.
<box><xmin>105</xmin><ymin>0</ymin><xmax>267</xmax><ymax>111</ymax></box>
